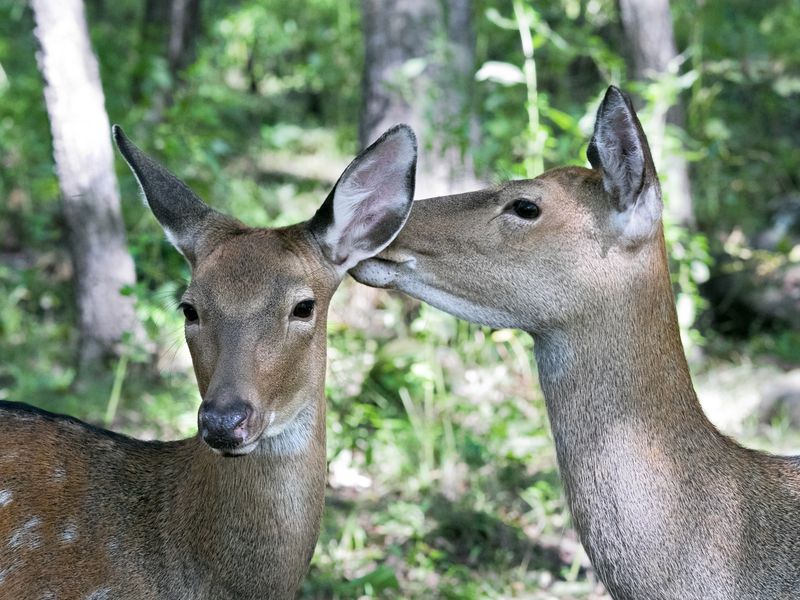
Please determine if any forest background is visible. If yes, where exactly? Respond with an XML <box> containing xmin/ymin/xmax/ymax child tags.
<box><xmin>1</xmin><ymin>0</ymin><xmax>799</xmax><ymax>598</ymax></box>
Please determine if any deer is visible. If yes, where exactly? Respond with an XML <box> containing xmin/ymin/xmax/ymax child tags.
<box><xmin>0</xmin><ymin>123</ymin><xmax>417</xmax><ymax>599</ymax></box>
<box><xmin>351</xmin><ymin>86</ymin><xmax>800</xmax><ymax>599</ymax></box>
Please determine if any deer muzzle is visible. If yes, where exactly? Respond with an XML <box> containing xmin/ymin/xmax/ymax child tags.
<box><xmin>350</xmin><ymin>255</ymin><xmax>416</xmax><ymax>289</ymax></box>
<box><xmin>198</xmin><ymin>396</ymin><xmax>253</xmax><ymax>453</ymax></box>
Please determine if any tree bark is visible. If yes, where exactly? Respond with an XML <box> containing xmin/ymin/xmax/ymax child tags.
<box><xmin>618</xmin><ymin>0</ymin><xmax>694</xmax><ymax>228</ymax></box>
<box><xmin>168</xmin><ymin>0</ymin><xmax>202</xmax><ymax>79</ymax></box>
<box><xmin>31</xmin><ymin>0</ymin><xmax>143</xmax><ymax>369</ymax></box>
<box><xmin>361</xmin><ymin>0</ymin><xmax>480</xmax><ymax>197</ymax></box>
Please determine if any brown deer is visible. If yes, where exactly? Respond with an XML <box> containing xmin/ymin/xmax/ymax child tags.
<box><xmin>0</xmin><ymin>124</ymin><xmax>417</xmax><ymax>599</ymax></box>
<box><xmin>352</xmin><ymin>86</ymin><xmax>800</xmax><ymax>599</ymax></box>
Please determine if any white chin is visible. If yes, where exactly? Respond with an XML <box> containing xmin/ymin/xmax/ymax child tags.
<box><xmin>350</xmin><ymin>258</ymin><xmax>402</xmax><ymax>288</ymax></box>
<box><xmin>214</xmin><ymin>438</ymin><xmax>261</xmax><ymax>457</ymax></box>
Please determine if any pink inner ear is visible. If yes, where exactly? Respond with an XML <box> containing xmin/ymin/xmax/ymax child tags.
<box><xmin>325</xmin><ymin>128</ymin><xmax>416</xmax><ymax>269</ymax></box>
<box><xmin>342</xmin><ymin>130</ymin><xmax>414</xmax><ymax>195</ymax></box>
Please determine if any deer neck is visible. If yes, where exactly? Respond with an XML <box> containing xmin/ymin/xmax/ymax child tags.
<box><xmin>184</xmin><ymin>393</ymin><xmax>327</xmax><ymax>512</ymax></box>
<box><xmin>531</xmin><ymin>237</ymin><xmax>722</xmax><ymax>540</ymax></box>
<box><xmin>165</xmin><ymin>394</ymin><xmax>327</xmax><ymax>590</ymax></box>
<box><xmin>534</xmin><ymin>236</ymin><xmax>706</xmax><ymax>445</ymax></box>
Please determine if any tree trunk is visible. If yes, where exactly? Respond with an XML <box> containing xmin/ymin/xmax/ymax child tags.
<box><xmin>133</xmin><ymin>0</ymin><xmax>201</xmax><ymax>117</ymax></box>
<box><xmin>361</xmin><ymin>0</ymin><xmax>480</xmax><ymax>197</ymax></box>
<box><xmin>618</xmin><ymin>0</ymin><xmax>694</xmax><ymax>228</ymax></box>
<box><xmin>31</xmin><ymin>0</ymin><xmax>143</xmax><ymax>370</ymax></box>
<box><xmin>168</xmin><ymin>0</ymin><xmax>202</xmax><ymax>78</ymax></box>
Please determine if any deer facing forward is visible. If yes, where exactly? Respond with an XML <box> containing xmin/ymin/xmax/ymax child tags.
<box><xmin>0</xmin><ymin>124</ymin><xmax>417</xmax><ymax>599</ymax></box>
<box><xmin>352</xmin><ymin>87</ymin><xmax>800</xmax><ymax>599</ymax></box>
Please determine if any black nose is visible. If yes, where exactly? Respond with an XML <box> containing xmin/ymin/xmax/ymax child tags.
<box><xmin>198</xmin><ymin>398</ymin><xmax>251</xmax><ymax>451</ymax></box>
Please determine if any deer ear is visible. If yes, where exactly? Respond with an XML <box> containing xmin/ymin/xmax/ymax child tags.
<box><xmin>112</xmin><ymin>125</ymin><xmax>240</xmax><ymax>265</ymax></box>
<box><xmin>587</xmin><ymin>86</ymin><xmax>663</xmax><ymax>246</ymax></box>
<box><xmin>308</xmin><ymin>124</ymin><xmax>417</xmax><ymax>273</ymax></box>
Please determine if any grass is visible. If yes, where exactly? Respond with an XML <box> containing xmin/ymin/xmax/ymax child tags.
<box><xmin>4</xmin><ymin>260</ymin><xmax>799</xmax><ymax>598</ymax></box>
<box><xmin>306</xmin><ymin>283</ymin><xmax>605</xmax><ymax>598</ymax></box>
<box><xmin>2</xmin><ymin>131</ymin><xmax>798</xmax><ymax>598</ymax></box>
<box><xmin>0</xmin><ymin>251</ymin><xmax>602</xmax><ymax>597</ymax></box>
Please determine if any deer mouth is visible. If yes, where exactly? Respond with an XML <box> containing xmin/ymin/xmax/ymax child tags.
<box><xmin>202</xmin><ymin>417</ymin><xmax>274</xmax><ymax>458</ymax></box>
<box><xmin>217</xmin><ymin>438</ymin><xmax>261</xmax><ymax>457</ymax></box>
<box><xmin>209</xmin><ymin>423</ymin><xmax>270</xmax><ymax>456</ymax></box>
<box><xmin>350</xmin><ymin>256</ymin><xmax>416</xmax><ymax>289</ymax></box>
<box><xmin>217</xmin><ymin>410</ymin><xmax>280</xmax><ymax>456</ymax></box>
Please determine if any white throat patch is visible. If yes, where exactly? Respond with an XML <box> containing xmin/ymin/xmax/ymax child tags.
<box><xmin>262</xmin><ymin>403</ymin><xmax>317</xmax><ymax>457</ymax></box>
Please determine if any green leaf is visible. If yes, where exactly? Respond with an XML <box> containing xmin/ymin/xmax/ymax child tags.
<box><xmin>475</xmin><ymin>61</ymin><xmax>525</xmax><ymax>86</ymax></box>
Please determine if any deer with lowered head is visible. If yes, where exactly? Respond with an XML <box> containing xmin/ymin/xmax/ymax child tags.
<box><xmin>352</xmin><ymin>86</ymin><xmax>800</xmax><ymax>599</ymax></box>
<box><xmin>0</xmin><ymin>124</ymin><xmax>417</xmax><ymax>599</ymax></box>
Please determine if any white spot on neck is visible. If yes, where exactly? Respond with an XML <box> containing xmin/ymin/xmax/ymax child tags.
<box><xmin>106</xmin><ymin>538</ymin><xmax>120</xmax><ymax>557</ymax></box>
<box><xmin>533</xmin><ymin>329</ymin><xmax>575</xmax><ymax>385</ymax></box>
<box><xmin>86</xmin><ymin>588</ymin><xmax>112</xmax><ymax>600</ymax></box>
<box><xmin>263</xmin><ymin>403</ymin><xmax>317</xmax><ymax>457</ymax></box>
<box><xmin>0</xmin><ymin>490</ymin><xmax>12</xmax><ymax>507</ymax></box>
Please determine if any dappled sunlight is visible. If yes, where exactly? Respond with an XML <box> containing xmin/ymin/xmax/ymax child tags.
<box><xmin>1</xmin><ymin>0</ymin><xmax>798</xmax><ymax>596</ymax></box>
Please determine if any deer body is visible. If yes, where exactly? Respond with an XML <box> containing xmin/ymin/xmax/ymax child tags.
<box><xmin>0</xmin><ymin>124</ymin><xmax>417</xmax><ymax>599</ymax></box>
<box><xmin>534</xmin><ymin>229</ymin><xmax>800</xmax><ymax>599</ymax></box>
<box><xmin>352</xmin><ymin>88</ymin><xmax>800</xmax><ymax>598</ymax></box>
<box><xmin>0</xmin><ymin>401</ymin><xmax>325</xmax><ymax>599</ymax></box>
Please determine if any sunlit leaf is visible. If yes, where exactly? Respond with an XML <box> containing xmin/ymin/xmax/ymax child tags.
<box><xmin>475</xmin><ymin>61</ymin><xmax>524</xmax><ymax>86</ymax></box>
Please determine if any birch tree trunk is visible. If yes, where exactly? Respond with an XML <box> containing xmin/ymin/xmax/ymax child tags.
<box><xmin>618</xmin><ymin>0</ymin><xmax>694</xmax><ymax>227</ymax></box>
<box><xmin>361</xmin><ymin>0</ymin><xmax>480</xmax><ymax>197</ymax></box>
<box><xmin>31</xmin><ymin>0</ymin><xmax>143</xmax><ymax>369</ymax></box>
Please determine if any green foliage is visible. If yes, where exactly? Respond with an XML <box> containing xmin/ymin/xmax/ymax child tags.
<box><xmin>474</xmin><ymin>0</ymin><xmax>623</xmax><ymax>178</ymax></box>
<box><xmin>676</xmin><ymin>0</ymin><xmax>800</xmax><ymax>234</ymax></box>
<box><xmin>1</xmin><ymin>0</ymin><xmax>799</xmax><ymax>597</ymax></box>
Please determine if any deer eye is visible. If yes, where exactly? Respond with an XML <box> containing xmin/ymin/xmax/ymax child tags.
<box><xmin>509</xmin><ymin>199</ymin><xmax>541</xmax><ymax>220</ymax></box>
<box><xmin>180</xmin><ymin>303</ymin><xmax>199</xmax><ymax>323</ymax></box>
<box><xmin>292</xmin><ymin>299</ymin><xmax>315</xmax><ymax>320</ymax></box>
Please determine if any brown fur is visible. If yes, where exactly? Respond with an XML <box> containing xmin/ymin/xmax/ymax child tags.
<box><xmin>1</xmin><ymin>121</ymin><xmax>417</xmax><ymax>599</ymax></box>
<box><xmin>0</xmin><ymin>225</ymin><xmax>332</xmax><ymax>600</ymax></box>
<box><xmin>353</xmin><ymin>166</ymin><xmax>800</xmax><ymax>597</ymax></box>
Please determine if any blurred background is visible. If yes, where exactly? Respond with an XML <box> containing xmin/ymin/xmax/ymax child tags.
<box><xmin>1</xmin><ymin>0</ymin><xmax>799</xmax><ymax>597</ymax></box>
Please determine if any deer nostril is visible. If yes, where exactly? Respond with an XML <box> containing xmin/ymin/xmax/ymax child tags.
<box><xmin>199</xmin><ymin>398</ymin><xmax>252</xmax><ymax>450</ymax></box>
<box><xmin>224</xmin><ymin>406</ymin><xmax>248</xmax><ymax>430</ymax></box>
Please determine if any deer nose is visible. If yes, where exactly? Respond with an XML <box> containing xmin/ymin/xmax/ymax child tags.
<box><xmin>198</xmin><ymin>397</ymin><xmax>252</xmax><ymax>452</ymax></box>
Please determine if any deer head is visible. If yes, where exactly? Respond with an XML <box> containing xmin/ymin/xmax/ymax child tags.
<box><xmin>351</xmin><ymin>86</ymin><xmax>664</xmax><ymax>336</ymax></box>
<box><xmin>115</xmin><ymin>125</ymin><xmax>416</xmax><ymax>455</ymax></box>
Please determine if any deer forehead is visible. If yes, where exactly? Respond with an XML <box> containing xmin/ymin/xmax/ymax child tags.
<box><xmin>190</xmin><ymin>228</ymin><xmax>335</xmax><ymax>316</ymax></box>
<box><xmin>531</xmin><ymin>167</ymin><xmax>603</xmax><ymax>207</ymax></box>
<box><xmin>463</xmin><ymin>170</ymin><xmax>597</xmax><ymax>218</ymax></box>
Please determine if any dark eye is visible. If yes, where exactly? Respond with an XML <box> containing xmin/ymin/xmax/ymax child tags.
<box><xmin>509</xmin><ymin>199</ymin><xmax>541</xmax><ymax>220</ymax></box>
<box><xmin>180</xmin><ymin>303</ymin><xmax>199</xmax><ymax>323</ymax></box>
<box><xmin>292</xmin><ymin>299</ymin><xmax>315</xmax><ymax>320</ymax></box>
